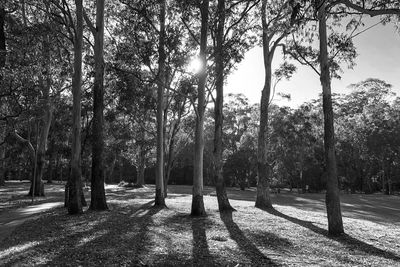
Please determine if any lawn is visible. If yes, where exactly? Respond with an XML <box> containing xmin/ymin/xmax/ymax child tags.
<box><xmin>1</xmin><ymin>182</ymin><xmax>400</xmax><ymax>266</ymax></box>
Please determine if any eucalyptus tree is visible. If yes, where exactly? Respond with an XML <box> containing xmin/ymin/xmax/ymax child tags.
<box><xmin>255</xmin><ymin>0</ymin><xmax>308</xmax><ymax>209</ymax></box>
<box><xmin>311</xmin><ymin>0</ymin><xmax>400</xmax><ymax>236</ymax></box>
<box><xmin>83</xmin><ymin>0</ymin><xmax>108</xmax><ymax>210</ymax></box>
<box><xmin>190</xmin><ymin>0</ymin><xmax>209</xmax><ymax>216</ymax></box>
<box><xmin>68</xmin><ymin>0</ymin><xmax>85</xmax><ymax>214</ymax></box>
<box><xmin>212</xmin><ymin>0</ymin><xmax>259</xmax><ymax>211</ymax></box>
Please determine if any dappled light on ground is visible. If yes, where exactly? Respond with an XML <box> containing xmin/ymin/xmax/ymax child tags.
<box><xmin>0</xmin><ymin>183</ymin><xmax>399</xmax><ymax>266</ymax></box>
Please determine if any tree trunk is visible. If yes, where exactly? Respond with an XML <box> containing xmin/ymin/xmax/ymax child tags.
<box><xmin>137</xmin><ymin>144</ymin><xmax>146</xmax><ymax>187</ymax></box>
<box><xmin>0</xmin><ymin>6</ymin><xmax>6</xmax><ymax>187</ymax></box>
<box><xmin>214</xmin><ymin>0</ymin><xmax>234</xmax><ymax>212</ymax></box>
<box><xmin>255</xmin><ymin>0</ymin><xmax>273</xmax><ymax>209</ymax></box>
<box><xmin>0</xmin><ymin>6</ymin><xmax>5</xmax><ymax>69</ymax></box>
<box><xmin>155</xmin><ymin>0</ymin><xmax>166</xmax><ymax>207</ymax></box>
<box><xmin>68</xmin><ymin>0</ymin><xmax>84</xmax><ymax>215</ymax></box>
<box><xmin>318</xmin><ymin>2</ymin><xmax>344</xmax><ymax>235</ymax></box>
<box><xmin>47</xmin><ymin>150</ymin><xmax>55</xmax><ymax>183</ymax></box>
<box><xmin>29</xmin><ymin>32</ymin><xmax>54</xmax><ymax>197</ymax></box>
<box><xmin>106</xmin><ymin>153</ymin><xmax>116</xmax><ymax>183</ymax></box>
<box><xmin>191</xmin><ymin>0</ymin><xmax>209</xmax><ymax>217</ymax></box>
<box><xmin>90</xmin><ymin>0</ymin><xmax>108</xmax><ymax>211</ymax></box>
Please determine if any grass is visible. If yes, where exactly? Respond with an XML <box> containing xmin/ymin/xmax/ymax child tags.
<box><xmin>1</xmin><ymin>183</ymin><xmax>400</xmax><ymax>266</ymax></box>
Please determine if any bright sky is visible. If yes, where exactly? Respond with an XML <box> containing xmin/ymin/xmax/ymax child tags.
<box><xmin>226</xmin><ymin>17</ymin><xmax>400</xmax><ymax>108</ymax></box>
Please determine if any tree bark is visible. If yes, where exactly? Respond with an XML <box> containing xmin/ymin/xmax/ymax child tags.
<box><xmin>255</xmin><ymin>0</ymin><xmax>273</xmax><ymax>209</ymax></box>
<box><xmin>47</xmin><ymin>150</ymin><xmax>55</xmax><ymax>183</ymax></box>
<box><xmin>0</xmin><ymin>6</ymin><xmax>5</xmax><ymax>69</ymax></box>
<box><xmin>214</xmin><ymin>0</ymin><xmax>235</xmax><ymax>212</ymax></box>
<box><xmin>0</xmin><ymin>6</ymin><xmax>6</xmax><ymax>187</ymax></box>
<box><xmin>90</xmin><ymin>0</ymin><xmax>108</xmax><ymax>211</ymax></box>
<box><xmin>68</xmin><ymin>0</ymin><xmax>84</xmax><ymax>215</ymax></box>
<box><xmin>28</xmin><ymin>31</ymin><xmax>54</xmax><ymax>197</ymax></box>
<box><xmin>155</xmin><ymin>0</ymin><xmax>166</xmax><ymax>207</ymax></box>
<box><xmin>137</xmin><ymin>143</ymin><xmax>146</xmax><ymax>187</ymax></box>
<box><xmin>191</xmin><ymin>0</ymin><xmax>209</xmax><ymax>217</ymax></box>
<box><xmin>318</xmin><ymin>1</ymin><xmax>344</xmax><ymax>235</ymax></box>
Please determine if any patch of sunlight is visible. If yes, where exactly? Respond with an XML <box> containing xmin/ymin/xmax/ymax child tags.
<box><xmin>131</xmin><ymin>209</ymin><xmax>151</xmax><ymax>218</ymax></box>
<box><xmin>0</xmin><ymin>241</ymin><xmax>42</xmax><ymax>259</ymax></box>
<box><xmin>76</xmin><ymin>230</ymin><xmax>109</xmax><ymax>247</ymax></box>
<box><xmin>293</xmin><ymin>197</ymin><xmax>322</xmax><ymax>204</ymax></box>
<box><xmin>18</xmin><ymin>202</ymin><xmax>63</xmax><ymax>216</ymax></box>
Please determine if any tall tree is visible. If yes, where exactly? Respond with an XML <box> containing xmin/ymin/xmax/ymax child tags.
<box><xmin>85</xmin><ymin>0</ymin><xmax>108</xmax><ymax>211</ymax></box>
<box><xmin>191</xmin><ymin>0</ymin><xmax>209</xmax><ymax>216</ymax></box>
<box><xmin>317</xmin><ymin>0</ymin><xmax>344</xmax><ymax>235</ymax></box>
<box><xmin>213</xmin><ymin>0</ymin><xmax>235</xmax><ymax>212</ymax></box>
<box><xmin>0</xmin><ymin>3</ymin><xmax>6</xmax><ymax>187</ymax></box>
<box><xmin>155</xmin><ymin>0</ymin><xmax>166</xmax><ymax>206</ymax></box>
<box><xmin>68</xmin><ymin>0</ymin><xmax>84</xmax><ymax>214</ymax></box>
<box><xmin>255</xmin><ymin>0</ymin><xmax>302</xmax><ymax>209</ymax></box>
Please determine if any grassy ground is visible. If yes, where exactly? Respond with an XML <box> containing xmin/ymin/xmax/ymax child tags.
<box><xmin>1</xmin><ymin>182</ymin><xmax>400</xmax><ymax>266</ymax></box>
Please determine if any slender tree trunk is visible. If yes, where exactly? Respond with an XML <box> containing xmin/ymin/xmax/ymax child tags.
<box><xmin>68</xmin><ymin>0</ymin><xmax>84</xmax><ymax>215</ymax></box>
<box><xmin>155</xmin><ymin>0</ymin><xmax>166</xmax><ymax>207</ymax></box>
<box><xmin>0</xmin><ymin>6</ymin><xmax>5</xmax><ymax>69</ymax></box>
<box><xmin>137</xmin><ymin>144</ymin><xmax>146</xmax><ymax>187</ymax></box>
<box><xmin>0</xmin><ymin>6</ymin><xmax>6</xmax><ymax>187</ymax></box>
<box><xmin>318</xmin><ymin>2</ymin><xmax>344</xmax><ymax>235</ymax></box>
<box><xmin>107</xmin><ymin>153</ymin><xmax>116</xmax><ymax>183</ymax></box>
<box><xmin>29</xmin><ymin>32</ymin><xmax>53</xmax><ymax>197</ymax></box>
<box><xmin>47</xmin><ymin>150</ymin><xmax>55</xmax><ymax>183</ymax></box>
<box><xmin>163</xmin><ymin>134</ymin><xmax>175</xmax><ymax>197</ymax></box>
<box><xmin>0</xmin><ymin>127</ymin><xmax>5</xmax><ymax>186</ymax></box>
<box><xmin>191</xmin><ymin>0</ymin><xmax>209</xmax><ymax>216</ymax></box>
<box><xmin>255</xmin><ymin>0</ymin><xmax>273</xmax><ymax>209</ymax></box>
<box><xmin>90</xmin><ymin>0</ymin><xmax>108</xmax><ymax>211</ymax></box>
<box><xmin>214</xmin><ymin>0</ymin><xmax>234</xmax><ymax>212</ymax></box>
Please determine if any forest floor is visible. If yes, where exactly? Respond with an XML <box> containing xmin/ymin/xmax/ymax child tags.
<box><xmin>1</xmin><ymin>182</ymin><xmax>400</xmax><ymax>266</ymax></box>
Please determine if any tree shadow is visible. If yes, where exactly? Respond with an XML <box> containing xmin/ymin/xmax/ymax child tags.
<box><xmin>191</xmin><ymin>216</ymin><xmax>215</xmax><ymax>266</ymax></box>
<box><xmin>160</xmin><ymin>213</ymin><xmax>218</xmax><ymax>266</ymax></box>
<box><xmin>262</xmin><ymin>207</ymin><xmax>400</xmax><ymax>262</ymax></box>
<box><xmin>0</xmin><ymin>200</ymin><xmax>162</xmax><ymax>266</ymax></box>
<box><xmin>220</xmin><ymin>211</ymin><xmax>279</xmax><ymax>266</ymax></box>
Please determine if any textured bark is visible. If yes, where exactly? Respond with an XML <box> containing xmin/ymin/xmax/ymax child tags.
<box><xmin>90</xmin><ymin>0</ymin><xmax>108</xmax><ymax>211</ymax></box>
<box><xmin>0</xmin><ymin>6</ymin><xmax>5</xmax><ymax>69</ymax></box>
<box><xmin>318</xmin><ymin>2</ymin><xmax>344</xmax><ymax>235</ymax></box>
<box><xmin>47</xmin><ymin>151</ymin><xmax>55</xmax><ymax>183</ymax></box>
<box><xmin>0</xmin><ymin>6</ymin><xmax>6</xmax><ymax>186</ymax></box>
<box><xmin>29</xmin><ymin>33</ymin><xmax>53</xmax><ymax>197</ymax></box>
<box><xmin>214</xmin><ymin>0</ymin><xmax>234</xmax><ymax>212</ymax></box>
<box><xmin>255</xmin><ymin>0</ymin><xmax>273</xmax><ymax>209</ymax></box>
<box><xmin>68</xmin><ymin>0</ymin><xmax>84</xmax><ymax>215</ymax></box>
<box><xmin>0</xmin><ymin>128</ymin><xmax>5</xmax><ymax>186</ymax></box>
<box><xmin>137</xmin><ymin>144</ymin><xmax>146</xmax><ymax>187</ymax></box>
<box><xmin>155</xmin><ymin>0</ymin><xmax>166</xmax><ymax>207</ymax></box>
<box><xmin>191</xmin><ymin>0</ymin><xmax>209</xmax><ymax>217</ymax></box>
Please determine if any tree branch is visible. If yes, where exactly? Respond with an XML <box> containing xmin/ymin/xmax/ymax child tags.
<box><xmin>335</xmin><ymin>0</ymin><xmax>400</xmax><ymax>16</ymax></box>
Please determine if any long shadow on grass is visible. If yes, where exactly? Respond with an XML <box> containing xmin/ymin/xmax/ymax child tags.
<box><xmin>161</xmin><ymin>213</ymin><xmax>218</xmax><ymax>266</ymax></box>
<box><xmin>220</xmin><ymin>211</ymin><xmax>279</xmax><ymax>266</ymax></box>
<box><xmin>262</xmin><ymin>207</ymin><xmax>400</xmax><ymax>262</ymax></box>
<box><xmin>191</xmin><ymin>216</ymin><xmax>215</xmax><ymax>266</ymax></box>
<box><xmin>1</xmin><ymin>200</ymin><xmax>162</xmax><ymax>266</ymax></box>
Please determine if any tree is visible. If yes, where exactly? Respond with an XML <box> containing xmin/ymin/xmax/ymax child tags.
<box><xmin>155</xmin><ymin>0</ymin><xmax>166</xmax><ymax>207</ymax></box>
<box><xmin>191</xmin><ymin>0</ymin><xmax>209</xmax><ymax>216</ymax></box>
<box><xmin>256</xmin><ymin>0</ymin><xmax>301</xmax><ymax>209</ymax></box>
<box><xmin>313</xmin><ymin>0</ymin><xmax>400</xmax><ymax>236</ymax></box>
<box><xmin>213</xmin><ymin>0</ymin><xmax>235</xmax><ymax>212</ymax></box>
<box><xmin>84</xmin><ymin>0</ymin><xmax>108</xmax><ymax>211</ymax></box>
<box><xmin>68</xmin><ymin>0</ymin><xmax>85</xmax><ymax>214</ymax></box>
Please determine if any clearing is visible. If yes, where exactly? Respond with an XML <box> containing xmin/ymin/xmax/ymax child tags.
<box><xmin>1</xmin><ymin>182</ymin><xmax>399</xmax><ymax>266</ymax></box>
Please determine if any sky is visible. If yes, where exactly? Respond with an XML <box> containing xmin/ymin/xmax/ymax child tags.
<box><xmin>226</xmin><ymin>17</ymin><xmax>400</xmax><ymax>108</ymax></box>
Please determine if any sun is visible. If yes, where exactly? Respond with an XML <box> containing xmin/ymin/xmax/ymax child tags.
<box><xmin>188</xmin><ymin>56</ymin><xmax>203</xmax><ymax>74</ymax></box>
